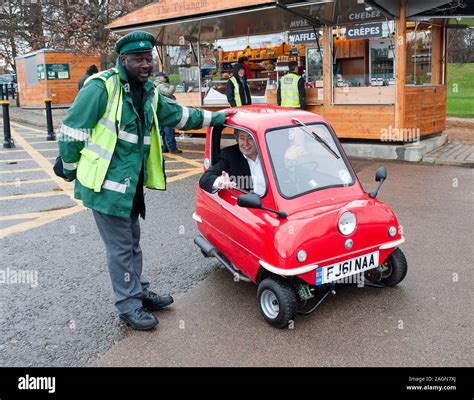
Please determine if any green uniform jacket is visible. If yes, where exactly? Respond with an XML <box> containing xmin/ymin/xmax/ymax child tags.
<box><xmin>59</xmin><ymin>61</ymin><xmax>225</xmax><ymax>218</ymax></box>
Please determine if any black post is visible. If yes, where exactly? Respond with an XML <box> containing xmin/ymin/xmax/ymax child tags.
<box><xmin>0</xmin><ymin>84</ymin><xmax>4</xmax><ymax>101</ymax></box>
<box><xmin>10</xmin><ymin>83</ymin><xmax>15</xmax><ymax>100</ymax></box>
<box><xmin>45</xmin><ymin>98</ymin><xmax>56</xmax><ymax>141</ymax></box>
<box><xmin>4</xmin><ymin>84</ymin><xmax>9</xmax><ymax>101</ymax></box>
<box><xmin>1</xmin><ymin>100</ymin><xmax>15</xmax><ymax>148</ymax></box>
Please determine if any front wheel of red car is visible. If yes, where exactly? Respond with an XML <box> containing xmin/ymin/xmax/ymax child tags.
<box><xmin>257</xmin><ymin>277</ymin><xmax>297</xmax><ymax>329</ymax></box>
<box><xmin>380</xmin><ymin>248</ymin><xmax>408</xmax><ymax>287</ymax></box>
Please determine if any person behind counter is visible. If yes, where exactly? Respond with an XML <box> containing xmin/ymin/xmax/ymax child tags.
<box><xmin>226</xmin><ymin>63</ymin><xmax>252</xmax><ymax>107</ymax></box>
<box><xmin>238</xmin><ymin>56</ymin><xmax>252</xmax><ymax>79</ymax></box>
<box><xmin>277</xmin><ymin>61</ymin><xmax>306</xmax><ymax>110</ymax></box>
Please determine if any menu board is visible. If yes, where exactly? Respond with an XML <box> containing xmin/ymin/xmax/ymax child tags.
<box><xmin>37</xmin><ymin>64</ymin><xmax>70</xmax><ymax>80</ymax></box>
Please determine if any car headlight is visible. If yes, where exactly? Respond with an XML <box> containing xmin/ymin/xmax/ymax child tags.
<box><xmin>338</xmin><ymin>211</ymin><xmax>357</xmax><ymax>236</ymax></box>
<box><xmin>388</xmin><ymin>226</ymin><xmax>397</xmax><ymax>237</ymax></box>
<box><xmin>296</xmin><ymin>250</ymin><xmax>307</xmax><ymax>263</ymax></box>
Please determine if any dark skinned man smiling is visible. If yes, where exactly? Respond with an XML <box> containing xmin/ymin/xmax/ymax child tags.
<box><xmin>59</xmin><ymin>31</ymin><xmax>228</xmax><ymax>330</ymax></box>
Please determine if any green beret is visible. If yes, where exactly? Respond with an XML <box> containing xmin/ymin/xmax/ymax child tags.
<box><xmin>115</xmin><ymin>31</ymin><xmax>155</xmax><ymax>55</ymax></box>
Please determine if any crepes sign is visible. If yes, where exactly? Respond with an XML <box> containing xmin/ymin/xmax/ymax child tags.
<box><xmin>346</xmin><ymin>22</ymin><xmax>383</xmax><ymax>39</ymax></box>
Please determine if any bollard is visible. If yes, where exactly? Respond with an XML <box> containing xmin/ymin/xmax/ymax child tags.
<box><xmin>0</xmin><ymin>84</ymin><xmax>4</xmax><ymax>101</ymax></box>
<box><xmin>10</xmin><ymin>83</ymin><xmax>15</xmax><ymax>100</ymax></box>
<box><xmin>4</xmin><ymin>84</ymin><xmax>9</xmax><ymax>101</ymax></box>
<box><xmin>44</xmin><ymin>98</ymin><xmax>56</xmax><ymax>141</ymax></box>
<box><xmin>1</xmin><ymin>100</ymin><xmax>15</xmax><ymax>148</ymax></box>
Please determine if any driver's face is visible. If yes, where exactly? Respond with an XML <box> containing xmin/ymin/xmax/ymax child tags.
<box><xmin>237</xmin><ymin>131</ymin><xmax>257</xmax><ymax>161</ymax></box>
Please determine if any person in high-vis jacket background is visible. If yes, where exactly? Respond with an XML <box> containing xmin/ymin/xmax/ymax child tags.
<box><xmin>226</xmin><ymin>63</ymin><xmax>252</xmax><ymax>107</ymax></box>
<box><xmin>58</xmin><ymin>31</ymin><xmax>227</xmax><ymax>331</ymax></box>
<box><xmin>277</xmin><ymin>61</ymin><xmax>307</xmax><ymax>110</ymax></box>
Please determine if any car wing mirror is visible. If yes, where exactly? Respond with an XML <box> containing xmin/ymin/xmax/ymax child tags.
<box><xmin>369</xmin><ymin>167</ymin><xmax>387</xmax><ymax>198</ymax></box>
<box><xmin>237</xmin><ymin>193</ymin><xmax>287</xmax><ymax>219</ymax></box>
<box><xmin>237</xmin><ymin>193</ymin><xmax>262</xmax><ymax>209</ymax></box>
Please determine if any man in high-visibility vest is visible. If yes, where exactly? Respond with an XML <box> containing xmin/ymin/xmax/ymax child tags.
<box><xmin>58</xmin><ymin>31</ymin><xmax>228</xmax><ymax>330</ymax></box>
<box><xmin>226</xmin><ymin>63</ymin><xmax>252</xmax><ymax>107</ymax></box>
<box><xmin>277</xmin><ymin>61</ymin><xmax>306</xmax><ymax>109</ymax></box>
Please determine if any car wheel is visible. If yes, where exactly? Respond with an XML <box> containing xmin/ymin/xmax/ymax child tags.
<box><xmin>380</xmin><ymin>248</ymin><xmax>408</xmax><ymax>287</ymax></box>
<box><xmin>257</xmin><ymin>277</ymin><xmax>297</xmax><ymax>328</ymax></box>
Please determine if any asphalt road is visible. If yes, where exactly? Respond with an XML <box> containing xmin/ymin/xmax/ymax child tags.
<box><xmin>0</xmin><ymin>127</ymin><xmax>472</xmax><ymax>367</ymax></box>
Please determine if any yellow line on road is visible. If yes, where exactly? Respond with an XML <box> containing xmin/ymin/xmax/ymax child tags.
<box><xmin>165</xmin><ymin>153</ymin><xmax>203</xmax><ymax>168</ymax></box>
<box><xmin>28</xmin><ymin>141</ymin><xmax>57</xmax><ymax>145</ymax></box>
<box><xmin>0</xmin><ymin>168</ymin><xmax>42</xmax><ymax>174</ymax></box>
<box><xmin>0</xmin><ymin>190</ymin><xmax>70</xmax><ymax>201</ymax></box>
<box><xmin>7</xmin><ymin>125</ymin><xmax>75</xmax><ymax>197</ymax></box>
<box><xmin>0</xmin><ymin>205</ymin><xmax>84</xmax><ymax>239</ymax></box>
<box><xmin>181</xmin><ymin>149</ymin><xmax>204</xmax><ymax>154</ymax></box>
<box><xmin>167</xmin><ymin>169</ymin><xmax>201</xmax><ymax>183</ymax></box>
<box><xmin>0</xmin><ymin>149</ymin><xmax>27</xmax><ymax>154</ymax></box>
<box><xmin>11</xmin><ymin>122</ymin><xmax>46</xmax><ymax>134</ymax></box>
<box><xmin>0</xmin><ymin>178</ymin><xmax>52</xmax><ymax>186</ymax></box>
<box><xmin>37</xmin><ymin>148</ymin><xmax>58</xmax><ymax>152</ymax></box>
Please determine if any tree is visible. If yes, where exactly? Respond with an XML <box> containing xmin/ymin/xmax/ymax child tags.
<box><xmin>0</xmin><ymin>0</ymin><xmax>154</xmax><ymax>72</ymax></box>
<box><xmin>448</xmin><ymin>27</ymin><xmax>474</xmax><ymax>64</ymax></box>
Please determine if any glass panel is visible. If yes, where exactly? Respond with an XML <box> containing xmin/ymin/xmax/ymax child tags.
<box><xmin>333</xmin><ymin>21</ymin><xmax>396</xmax><ymax>89</ymax></box>
<box><xmin>306</xmin><ymin>46</ymin><xmax>324</xmax><ymax>84</ymax></box>
<box><xmin>164</xmin><ymin>44</ymin><xmax>200</xmax><ymax>92</ymax></box>
<box><xmin>406</xmin><ymin>23</ymin><xmax>433</xmax><ymax>85</ymax></box>
<box><xmin>202</xmin><ymin>78</ymin><xmax>268</xmax><ymax>106</ymax></box>
<box><xmin>266</xmin><ymin>123</ymin><xmax>354</xmax><ymax>198</ymax></box>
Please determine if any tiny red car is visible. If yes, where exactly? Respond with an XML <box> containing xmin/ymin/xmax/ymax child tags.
<box><xmin>194</xmin><ymin>105</ymin><xmax>407</xmax><ymax>328</ymax></box>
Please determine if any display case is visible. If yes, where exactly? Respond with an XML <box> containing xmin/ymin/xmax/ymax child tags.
<box><xmin>369</xmin><ymin>39</ymin><xmax>395</xmax><ymax>85</ymax></box>
<box><xmin>202</xmin><ymin>78</ymin><xmax>269</xmax><ymax>106</ymax></box>
<box><xmin>305</xmin><ymin>46</ymin><xmax>324</xmax><ymax>86</ymax></box>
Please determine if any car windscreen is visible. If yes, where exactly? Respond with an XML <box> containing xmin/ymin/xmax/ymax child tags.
<box><xmin>265</xmin><ymin>123</ymin><xmax>355</xmax><ymax>199</ymax></box>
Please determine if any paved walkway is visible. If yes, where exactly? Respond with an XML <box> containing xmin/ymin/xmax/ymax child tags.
<box><xmin>422</xmin><ymin>141</ymin><xmax>474</xmax><ymax>167</ymax></box>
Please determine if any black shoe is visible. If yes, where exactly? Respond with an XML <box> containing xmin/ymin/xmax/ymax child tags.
<box><xmin>170</xmin><ymin>149</ymin><xmax>183</xmax><ymax>154</ymax></box>
<box><xmin>143</xmin><ymin>291</ymin><xmax>174</xmax><ymax>311</ymax></box>
<box><xmin>162</xmin><ymin>148</ymin><xmax>169</xmax><ymax>153</ymax></box>
<box><xmin>119</xmin><ymin>307</ymin><xmax>158</xmax><ymax>330</ymax></box>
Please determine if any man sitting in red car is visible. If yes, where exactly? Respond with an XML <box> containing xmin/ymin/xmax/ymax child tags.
<box><xmin>199</xmin><ymin>130</ymin><xmax>266</xmax><ymax>196</ymax></box>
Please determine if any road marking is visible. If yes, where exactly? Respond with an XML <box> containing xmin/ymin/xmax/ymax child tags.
<box><xmin>0</xmin><ymin>190</ymin><xmax>70</xmax><ymax>201</ymax></box>
<box><xmin>11</xmin><ymin>122</ymin><xmax>46</xmax><ymax>133</ymax></box>
<box><xmin>0</xmin><ymin>168</ymin><xmax>43</xmax><ymax>174</ymax></box>
<box><xmin>167</xmin><ymin>169</ymin><xmax>201</xmax><ymax>183</ymax></box>
<box><xmin>9</xmin><ymin>123</ymin><xmax>76</xmax><ymax>196</ymax></box>
<box><xmin>181</xmin><ymin>149</ymin><xmax>205</xmax><ymax>154</ymax></box>
<box><xmin>0</xmin><ymin>205</ymin><xmax>84</xmax><ymax>239</ymax></box>
<box><xmin>0</xmin><ymin>149</ymin><xmax>27</xmax><ymax>154</ymax></box>
<box><xmin>37</xmin><ymin>148</ymin><xmax>58</xmax><ymax>152</ymax></box>
<box><xmin>0</xmin><ymin>158</ymin><xmax>35</xmax><ymax>163</ymax></box>
<box><xmin>28</xmin><ymin>141</ymin><xmax>57</xmax><ymax>145</ymax></box>
<box><xmin>165</xmin><ymin>152</ymin><xmax>203</xmax><ymax>168</ymax></box>
<box><xmin>0</xmin><ymin>178</ymin><xmax>52</xmax><ymax>186</ymax></box>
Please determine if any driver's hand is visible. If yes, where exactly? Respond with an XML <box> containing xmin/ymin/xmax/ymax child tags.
<box><xmin>217</xmin><ymin>171</ymin><xmax>236</xmax><ymax>189</ymax></box>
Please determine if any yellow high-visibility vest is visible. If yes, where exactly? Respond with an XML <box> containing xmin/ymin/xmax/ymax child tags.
<box><xmin>76</xmin><ymin>69</ymin><xmax>165</xmax><ymax>192</ymax></box>
<box><xmin>280</xmin><ymin>73</ymin><xmax>301</xmax><ymax>108</ymax></box>
<box><xmin>229</xmin><ymin>76</ymin><xmax>242</xmax><ymax>106</ymax></box>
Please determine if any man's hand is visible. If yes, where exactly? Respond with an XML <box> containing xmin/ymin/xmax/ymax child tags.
<box><xmin>222</xmin><ymin>109</ymin><xmax>236</xmax><ymax>120</ymax></box>
<box><xmin>217</xmin><ymin>171</ymin><xmax>236</xmax><ymax>190</ymax></box>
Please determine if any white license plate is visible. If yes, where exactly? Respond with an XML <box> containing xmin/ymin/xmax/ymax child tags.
<box><xmin>315</xmin><ymin>251</ymin><xmax>379</xmax><ymax>286</ymax></box>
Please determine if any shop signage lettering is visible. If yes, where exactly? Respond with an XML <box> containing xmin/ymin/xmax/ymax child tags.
<box><xmin>288</xmin><ymin>30</ymin><xmax>319</xmax><ymax>44</ymax></box>
<box><xmin>289</xmin><ymin>19</ymin><xmax>310</xmax><ymax>29</ymax></box>
<box><xmin>155</xmin><ymin>0</ymin><xmax>208</xmax><ymax>14</ymax></box>
<box><xmin>348</xmin><ymin>10</ymin><xmax>382</xmax><ymax>21</ymax></box>
<box><xmin>346</xmin><ymin>23</ymin><xmax>382</xmax><ymax>39</ymax></box>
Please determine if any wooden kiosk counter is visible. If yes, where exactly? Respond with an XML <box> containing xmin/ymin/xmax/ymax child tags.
<box><xmin>107</xmin><ymin>0</ymin><xmax>454</xmax><ymax>141</ymax></box>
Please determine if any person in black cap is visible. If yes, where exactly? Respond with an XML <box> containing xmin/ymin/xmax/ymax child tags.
<box><xmin>226</xmin><ymin>63</ymin><xmax>251</xmax><ymax>107</ymax></box>
<box><xmin>154</xmin><ymin>71</ymin><xmax>182</xmax><ymax>153</ymax></box>
<box><xmin>78</xmin><ymin>64</ymin><xmax>99</xmax><ymax>90</ymax></box>
<box><xmin>58</xmin><ymin>31</ymin><xmax>230</xmax><ymax>330</ymax></box>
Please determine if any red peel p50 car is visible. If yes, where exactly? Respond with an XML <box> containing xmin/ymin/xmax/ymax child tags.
<box><xmin>194</xmin><ymin>106</ymin><xmax>407</xmax><ymax>328</ymax></box>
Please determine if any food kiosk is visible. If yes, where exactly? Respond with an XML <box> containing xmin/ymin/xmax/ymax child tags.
<box><xmin>15</xmin><ymin>49</ymin><xmax>100</xmax><ymax>108</ymax></box>
<box><xmin>106</xmin><ymin>0</ymin><xmax>461</xmax><ymax>141</ymax></box>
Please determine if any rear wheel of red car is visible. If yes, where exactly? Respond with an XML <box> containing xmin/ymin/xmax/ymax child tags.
<box><xmin>380</xmin><ymin>248</ymin><xmax>408</xmax><ymax>287</ymax></box>
<box><xmin>257</xmin><ymin>277</ymin><xmax>297</xmax><ymax>328</ymax></box>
